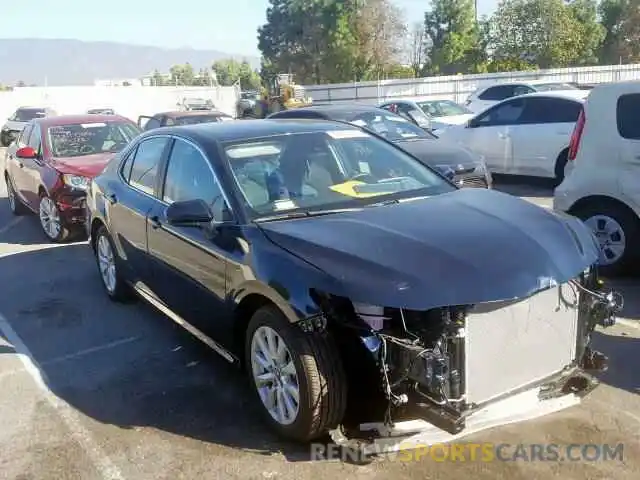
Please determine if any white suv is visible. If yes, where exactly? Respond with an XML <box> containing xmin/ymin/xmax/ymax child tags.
<box><xmin>554</xmin><ymin>80</ymin><xmax>640</xmax><ymax>276</ymax></box>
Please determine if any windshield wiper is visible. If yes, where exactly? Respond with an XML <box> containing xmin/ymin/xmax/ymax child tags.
<box><xmin>365</xmin><ymin>198</ymin><xmax>400</xmax><ymax>208</ymax></box>
<box><xmin>255</xmin><ymin>207</ymin><xmax>361</xmax><ymax>222</ymax></box>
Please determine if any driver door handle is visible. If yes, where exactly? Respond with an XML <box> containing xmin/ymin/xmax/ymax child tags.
<box><xmin>149</xmin><ymin>215</ymin><xmax>161</xmax><ymax>229</ymax></box>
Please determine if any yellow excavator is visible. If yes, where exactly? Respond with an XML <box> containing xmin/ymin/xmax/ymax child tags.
<box><xmin>253</xmin><ymin>74</ymin><xmax>313</xmax><ymax>118</ymax></box>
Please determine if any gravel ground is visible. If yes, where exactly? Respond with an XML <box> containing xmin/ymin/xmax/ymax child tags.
<box><xmin>0</xmin><ymin>147</ymin><xmax>638</xmax><ymax>480</ymax></box>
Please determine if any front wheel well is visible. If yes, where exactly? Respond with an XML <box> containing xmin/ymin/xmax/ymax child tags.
<box><xmin>233</xmin><ymin>294</ymin><xmax>279</xmax><ymax>367</ymax></box>
<box><xmin>90</xmin><ymin>218</ymin><xmax>105</xmax><ymax>251</ymax></box>
<box><xmin>568</xmin><ymin>195</ymin><xmax>637</xmax><ymax>219</ymax></box>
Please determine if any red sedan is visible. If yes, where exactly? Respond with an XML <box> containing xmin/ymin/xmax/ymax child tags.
<box><xmin>3</xmin><ymin>114</ymin><xmax>140</xmax><ymax>242</ymax></box>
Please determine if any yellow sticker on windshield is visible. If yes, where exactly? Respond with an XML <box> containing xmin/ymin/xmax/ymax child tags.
<box><xmin>329</xmin><ymin>180</ymin><xmax>391</xmax><ymax>198</ymax></box>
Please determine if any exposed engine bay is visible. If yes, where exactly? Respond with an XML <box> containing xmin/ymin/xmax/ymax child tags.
<box><xmin>309</xmin><ymin>266</ymin><xmax>622</xmax><ymax>456</ymax></box>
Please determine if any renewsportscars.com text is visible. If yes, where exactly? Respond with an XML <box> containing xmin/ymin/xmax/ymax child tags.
<box><xmin>310</xmin><ymin>442</ymin><xmax>625</xmax><ymax>462</ymax></box>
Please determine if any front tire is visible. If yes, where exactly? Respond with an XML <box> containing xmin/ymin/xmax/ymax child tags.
<box><xmin>245</xmin><ymin>306</ymin><xmax>347</xmax><ymax>442</ymax></box>
<box><xmin>38</xmin><ymin>194</ymin><xmax>70</xmax><ymax>242</ymax></box>
<box><xmin>5</xmin><ymin>174</ymin><xmax>27</xmax><ymax>215</ymax></box>
<box><xmin>94</xmin><ymin>225</ymin><xmax>132</xmax><ymax>301</ymax></box>
<box><xmin>573</xmin><ymin>201</ymin><xmax>640</xmax><ymax>276</ymax></box>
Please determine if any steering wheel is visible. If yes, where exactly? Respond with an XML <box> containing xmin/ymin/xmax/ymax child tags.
<box><xmin>80</xmin><ymin>144</ymin><xmax>96</xmax><ymax>154</ymax></box>
<box><xmin>349</xmin><ymin>173</ymin><xmax>377</xmax><ymax>183</ymax></box>
<box><xmin>109</xmin><ymin>141</ymin><xmax>128</xmax><ymax>152</ymax></box>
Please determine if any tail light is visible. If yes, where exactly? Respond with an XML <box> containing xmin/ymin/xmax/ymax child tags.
<box><xmin>568</xmin><ymin>108</ymin><xmax>585</xmax><ymax>161</ymax></box>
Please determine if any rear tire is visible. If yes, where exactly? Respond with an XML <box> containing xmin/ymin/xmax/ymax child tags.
<box><xmin>553</xmin><ymin>150</ymin><xmax>570</xmax><ymax>187</ymax></box>
<box><xmin>94</xmin><ymin>225</ymin><xmax>133</xmax><ymax>301</ymax></box>
<box><xmin>572</xmin><ymin>201</ymin><xmax>640</xmax><ymax>277</ymax></box>
<box><xmin>245</xmin><ymin>306</ymin><xmax>347</xmax><ymax>442</ymax></box>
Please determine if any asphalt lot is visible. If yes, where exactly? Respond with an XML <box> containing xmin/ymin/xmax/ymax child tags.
<box><xmin>0</xmin><ymin>147</ymin><xmax>638</xmax><ymax>480</ymax></box>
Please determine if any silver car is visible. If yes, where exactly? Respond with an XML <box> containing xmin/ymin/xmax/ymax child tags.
<box><xmin>1</xmin><ymin>106</ymin><xmax>57</xmax><ymax>146</ymax></box>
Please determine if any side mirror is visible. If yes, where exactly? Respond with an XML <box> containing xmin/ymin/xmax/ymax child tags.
<box><xmin>165</xmin><ymin>199</ymin><xmax>214</xmax><ymax>226</ymax></box>
<box><xmin>16</xmin><ymin>146</ymin><xmax>37</xmax><ymax>159</ymax></box>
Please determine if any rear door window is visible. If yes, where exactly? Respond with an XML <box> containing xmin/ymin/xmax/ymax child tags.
<box><xmin>478</xmin><ymin>85</ymin><xmax>516</xmax><ymax>101</ymax></box>
<box><xmin>616</xmin><ymin>94</ymin><xmax>640</xmax><ymax>140</ymax></box>
<box><xmin>519</xmin><ymin>98</ymin><xmax>583</xmax><ymax>124</ymax></box>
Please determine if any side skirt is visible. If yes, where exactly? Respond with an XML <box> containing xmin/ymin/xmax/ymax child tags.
<box><xmin>132</xmin><ymin>281</ymin><xmax>238</xmax><ymax>364</ymax></box>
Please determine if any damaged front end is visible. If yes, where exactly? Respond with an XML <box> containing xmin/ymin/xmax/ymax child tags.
<box><xmin>308</xmin><ymin>267</ymin><xmax>622</xmax><ymax>457</ymax></box>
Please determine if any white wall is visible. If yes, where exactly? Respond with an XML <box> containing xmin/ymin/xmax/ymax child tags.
<box><xmin>0</xmin><ymin>85</ymin><xmax>240</xmax><ymax>124</ymax></box>
<box><xmin>303</xmin><ymin>63</ymin><xmax>640</xmax><ymax>105</ymax></box>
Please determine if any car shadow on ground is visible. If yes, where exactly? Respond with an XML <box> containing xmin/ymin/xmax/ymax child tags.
<box><xmin>607</xmin><ymin>278</ymin><xmax>640</xmax><ymax>319</ymax></box>
<box><xmin>0</xmin><ymin>197</ymin><xmax>87</xmax><ymax>246</ymax></box>
<box><xmin>492</xmin><ymin>174</ymin><xmax>555</xmax><ymax>198</ymax></box>
<box><xmin>592</xmin><ymin>330</ymin><xmax>640</xmax><ymax>395</ymax></box>
<box><xmin>0</xmin><ymin>244</ymin><xmax>322</xmax><ymax>463</ymax></box>
<box><xmin>0</xmin><ymin>242</ymin><xmax>637</xmax><ymax>467</ymax></box>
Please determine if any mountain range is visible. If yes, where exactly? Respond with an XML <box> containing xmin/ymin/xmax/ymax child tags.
<box><xmin>0</xmin><ymin>39</ymin><xmax>261</xmax><ymax>86</ymax></box>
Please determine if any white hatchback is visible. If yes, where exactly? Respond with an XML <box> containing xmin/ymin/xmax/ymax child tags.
<box><xmin>554</xmin><ymin>80</ymin><xmax>640</xmax><ymax>276</ymax></box>
<box><xmin>437</xmin><ymin>90</ymin><xmax>589</xmax><ymax>184</ymax></box>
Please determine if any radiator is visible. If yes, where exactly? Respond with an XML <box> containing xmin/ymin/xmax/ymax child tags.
<box><xmin>464</xmin><ymin>283</ymin><xmax>579</xmax><ymax>405</ymax></box>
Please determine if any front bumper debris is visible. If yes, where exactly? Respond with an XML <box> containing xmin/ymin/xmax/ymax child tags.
<box><xmin>319</xmin><ymin>269</ymin><xmax>621</xmax><ymax>461</ymax></box>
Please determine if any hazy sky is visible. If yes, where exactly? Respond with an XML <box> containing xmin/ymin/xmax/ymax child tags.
<box><xmin>1</xmin><ymin>0</ymin><xmax>497</xmax><ymax>57</ymax></box>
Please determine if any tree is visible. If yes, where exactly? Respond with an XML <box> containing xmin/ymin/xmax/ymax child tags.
<box><xmin>423</xmin><ymin>0</ymin><xmax>479</xmax><ymax>75</ymax></box>
<box><xmin>213</xmin><ymin>59</ymin><xmax>261</xmax><ymax>89</ymax></box>
<box><xmin>566</xmin><ymin>0</ymin><xmax>606</xmax><ymax>66</ymax></box>
<box><xmin>615</xmin><ymin>0</ymin><xmax>640</xmax><ymax>62</ymax></box>
<box><xmin>408</xmin><ymin>22</ymin><xmax>427</xmax><ymax>77</ymax></box>
<box><xmin>169</xmin><ymin>63</ymin><xmax>195</xmax><ymax>85</ymax></box>
<box><xmin>487</xmin><ymin>0</ymin><xmax>585</xmax><ymax>69</ymax></box>
<box><xmin>257</xmin><ymin>0</ymin><xmax>405</xmax><ymax>84</ymax></box>
<box><xmin>598</xmin><ymin>0</ymin><xmax>627</xmax><ymax>64</ymax></box>
<box><xmin>350</xmin><ymin>0</ymin><xmax>408</xmax><ymax>80</ymax></box>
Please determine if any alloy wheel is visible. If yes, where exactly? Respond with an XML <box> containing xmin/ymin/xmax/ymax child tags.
<box><xmin>250</xmin><ymin>325</ymin><xmax>300</xmax><ymax>426</ymax></box>
<box><xmin>39</xmin><ymin>196</ymin><xmax>62</xmax><ymax>240</ymax></box>
<box><xmin>584</xmin><ymin>214</ymin><xmax>626</xmax><ymax>266</ymax></box>
<box><xmin>97</xmin><ymin>235</ymin><xmax>117</xmax><ymax>294</ymax></box>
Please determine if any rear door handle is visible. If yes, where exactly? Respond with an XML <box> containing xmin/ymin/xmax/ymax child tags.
<box><xmin>106</xmin><ymin>193</ymin><xmax>117</xmax><ymax>204</ymax></box>
<box><xmin>149</xmin><ymin>216</ymin><xmax>161</xmax><ymax>229</ymax></box>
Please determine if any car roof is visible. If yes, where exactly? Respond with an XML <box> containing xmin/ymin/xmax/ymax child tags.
<box><xmin>283</xmin><ymin>104</ymin><xmax>385</xmax><ymax>115</ymax></box>
<box><xmin>143</xmin><ymin>118</ymin><xmax>365</xmax><ymax>144</ymax></box>
<box><xmin>15</xmin><ymin>106</ymin><xmax>48</xmax><ymax>111</ymax></box>
<box><xmin>514</xmin><ymin>90</ymin><xmax>588</xmax><ymax>101</ymax></box>
<box><xmin>156</xmin><ymin>110</ymin><xmax>229</xmax><ymax>118</ymax></box>
<box><xmin>34</xmin><ymin>114</ymin><xmax>133</xmax><ymax>127</ymax></box>
<box><xmin>379</xmin><ymin>99</ymin><xmax>418</xmax><ymax>105</ymax></box>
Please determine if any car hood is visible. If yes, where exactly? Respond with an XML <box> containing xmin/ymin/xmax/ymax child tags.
<box><xmin>258</xmin><ymin>188</ymin><xmax>599</xmax><ymax>311</ymax></box>
<box><xmin>3</xmin><ymin>120</ymin><xmax>27</xmax><ymax>131</ymax></box>
<box><xmin>395</xmin><ymin>138</ymin><xmax>483</xmax><ymax>168</ymax></box>
<box><xmin>51</xmin><ymin>152</ymin><xmax>115</xmax><ymax>178</ymax></box>
<box><xmin>431</xmin><ymin>114</ymin><xmax>474</xmax><ymax>128</ymax></box>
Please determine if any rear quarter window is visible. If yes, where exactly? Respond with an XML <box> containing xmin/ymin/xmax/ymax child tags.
<box><xmin>616</xmin><ymin>94</ymin><xmax>640</xmax><ymax>139</ymax></box>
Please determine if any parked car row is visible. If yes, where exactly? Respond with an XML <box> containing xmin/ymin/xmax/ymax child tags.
<box><xmin>0</xmin><ymin>95</ymin><xmax>624</xmax><ymax>455</ymax></box>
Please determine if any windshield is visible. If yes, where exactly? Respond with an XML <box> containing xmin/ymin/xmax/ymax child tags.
<box><xmin>11</xmin><ymin>108</ymin><xmax>46</xmax><ymax>122</ymax></box>
<box><xmin>418</xmin><ymin>100</ymin><xmax>472</xmax><ymax>117</ymax></box>
<box><xmin>47</xmin><ymin>121</ymin><xmax>140</xmax><ymax>158</ymax></box>
<box><xmin>224</xmin><ymin>129</ymin><xmax>455</xmax><ymax>219</ymax></box>
<box><xmin>343</xmin><ymin>111</ymin><xmax>431</xmax><ymax>142</ymax></box>
<box><xmin>174</xmin><ymin>114</ymin><xmax>231</xmax><ymax>125</ymax></box>
<box><xmin>535</xmin><ymin>83</ymin><xmax>578</xmax><ymax>91</ymax></box>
